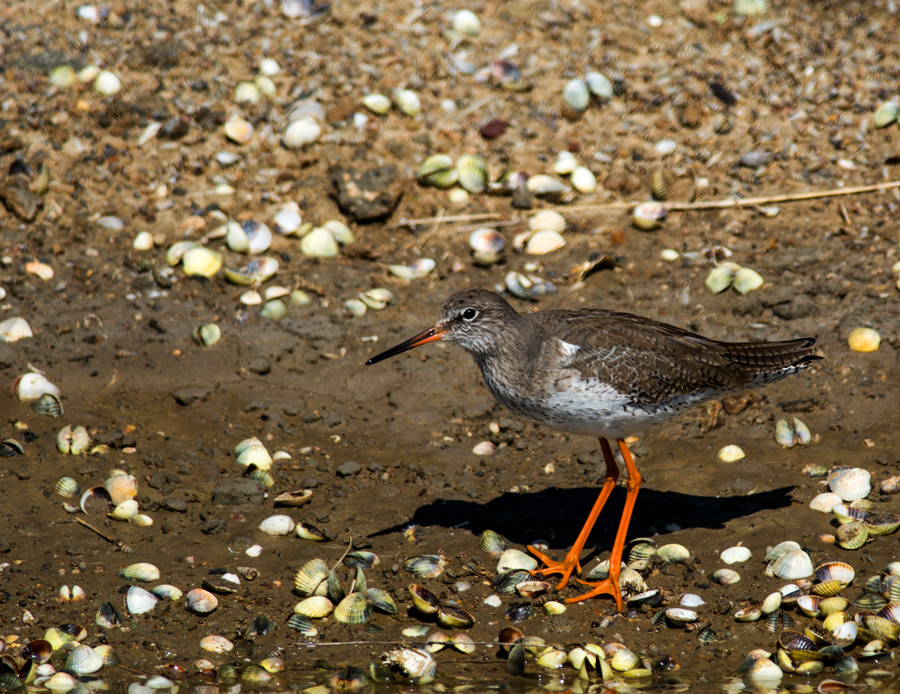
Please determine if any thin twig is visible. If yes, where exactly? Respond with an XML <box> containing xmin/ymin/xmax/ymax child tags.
<box><xmin>75</xmin><ymin>517</ymin><xmax>134</xmax><ymax>553</ymax></box>
<box><xmin>393</xmin><ymin>212</ymin><xmax>505</xmax><ymax>228</ymax></box>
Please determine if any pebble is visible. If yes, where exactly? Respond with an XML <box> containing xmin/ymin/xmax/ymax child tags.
<box><xmin>336</xmin><ymin>461</ymin><xmax>362</xmax><ymax>477</ymax></box>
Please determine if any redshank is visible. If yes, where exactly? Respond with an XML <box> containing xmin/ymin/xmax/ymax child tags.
<box><xmin>366</xmin><ymin>289</ymin><xmax>823</xmax><ymax>609</ymax></box>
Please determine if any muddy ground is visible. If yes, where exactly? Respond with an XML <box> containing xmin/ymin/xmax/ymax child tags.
<box><xmin>1</xmin><ymin>0</ymin><xmax>900</xmax><ymax>691</ymax></box>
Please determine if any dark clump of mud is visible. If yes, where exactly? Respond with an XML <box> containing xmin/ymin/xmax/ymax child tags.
<box><xmin>1</xmin><ymin>0</ymin><xmax>900</xmax><ymax>693</ymax></box>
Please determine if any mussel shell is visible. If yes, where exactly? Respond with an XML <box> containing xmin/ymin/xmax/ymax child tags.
<box><xmin>417</xmin><ymin>154</ymin><xmax>458</xmax><ymax>189</ymax></box>
<box><xmin>505</xmin><ymin>603</ymin><xmax>537</xmax><ymax>623</ymax></box>
<box><xmin>456</xmin><ymin>154</ymin><xmax>488</xmax><ymax>194</ymax></box>
<box><xmin>403</xmin><ymin>554</ymin><xmax>446</xmax><ymax>578</ymax></box>
<box><xmin>478</xmin><ymin>529</ymin><xmax>510</xmax><ymax>556</ymax></box>
<box><xmin>365</xmin><ymin>588</ymin><xmax>399</xmax><ymax>616</ymax></box>
<box><xmin>409</xmin><ymin>584</ymin><xmax>440</xmax><ymax>615</ymax></box>
<box><xmin>437</xmin><ymin>604</ymin><xmax>474</xmax><ymax>629</ymax></box>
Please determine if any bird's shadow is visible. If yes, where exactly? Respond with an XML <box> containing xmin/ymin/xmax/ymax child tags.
<box><xmin>370</xmin><ymin>485</ymin><xmax>794</xmax><ymax>557</ymax></box>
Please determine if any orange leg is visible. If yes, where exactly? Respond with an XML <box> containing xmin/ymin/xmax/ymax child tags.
<box><xmin>528</xmin><ymin>437</ymin><xmax>620</xmax><ymax>592</ymax></box>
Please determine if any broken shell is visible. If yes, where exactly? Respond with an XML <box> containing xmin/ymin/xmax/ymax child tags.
<box><xmin>769</xmin><ymin>549</ymin><xmax>814</xmax><ymax>580</ymax></box>
<box><xmin>562</xmin><ymin>78</ymin><xmax>590</xmax><ymax>113</ymax></box>
<box><xmin>274</xmin><ymin>489</ymin><xmax>313</xmax><ymax>507</ymax></box>
<box><xmin>828</xmin><ymin>467</ymin><xmax>871</xmax><ymax>501</ymax></box>
<box><xmin>847</xmin><ymin>327</ymin><xmax>880</xmax><ymax>352</ymax></box>
<box><xmin>125</xmin><ymin>586</ymin><xmax>159</xmax><ymax>615</ymax></box>
<box><xmin>283</xmin><ymin>117</ymin><xmax>322</xmax><ymax>148</ymax></box>
<box><xmin>57</xmin><ymin>425</ymin><xmax>90</xmax><ymax>455</ymax></box>
<box><xmin>182</xmin><ymin>247</ymin><xmax>223</xmax><ymax>278</ymax></box>
<box><xmin>258</xmin><ymin>514</ymin><xmax>296</xmax><ymax>536</ymax></box>
<box><xmin>524</xmin><ymin>229</ymin><xmax>566</xmax><ymax>255</ymax></box>
<box><xmin>632</xmin><ymin>201</ymin><xmax>668</xmax><ymax>230</ymax></box>
<box><xmin>732</xmin><ymin>267</ymin><xmax>764</xmax><ymax>294</ymax></box>
<box><xmin>80</xmin><ymin>486</ymin><xmax>113</xmax><ymax>514</ymax></box>
<box><xmin>717</xmin><ymin>444</ymin><xmax>745</xmax><ymax>463</ymax></box>
<box><xmin>32</xmin><ymin>392</ymin><xmax>63</xmax><ymax>417</ymax></box>
<box><xmin>526</xmin><ymin>174</ymin><xmax>571</xmax><ymax>202</ymax></box>
<box><xmin>301</xmin><ymin>227</ymin><xmax>340</xmax><ymax>258</ymax></box>
<box><xmin>570</xmin><ymin>166</ymin><xmax>597</xmax><ymax>194</ymax></box>
<box><xmin>294</xmin><ymin>559</ymin><xmax>328</xmax><ymax>596</ymax></box>
<box><xmin>105</xmin><ymin>474</ymin><xmax>138</xmax><ymax>505</ymax></box>
<box><xmin>185</xmin><ymin>588</ymin><xmax>219</xmax><ymax>615</ymax></box>
<box><xmin>417</xmin><ymin>154</ymin><xmax>458</xmax><ymax>189</ymax></box>
<box><xmin>16</xmin><ymin>372</ymin><xmax>61</xmax><ymax>401</ymax></box>
<box><xmin>334</xmin><ymin>592</ymin><xmax>372</xmax><ymax>624</ymax></box>
<box><xmin>456</xmin><ymin>154</ymin><xmax>488</xmax><ymax>194</ymax></box>
<box><xmin>385</xmin><ymin>647</ymin><xmax>436</xmax><ymax>684</ymax></box>
<box><xmin>224</xmin><ymin>115</ymin><xmax>254</xmax><ymax>144</ymax></box>
<box><xmin>0</xmin><ymin>317</ymin><xmax>34</xmax><ymax>342</ymax></box>
<box><xmin>721</xmin><ymin>546</ymin><xmax>752</xmax><ymax>564</ymax></box>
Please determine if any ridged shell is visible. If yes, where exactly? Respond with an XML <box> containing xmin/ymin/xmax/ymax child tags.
<box><xmin>109</xmin><ymin>499</ymin><xmax>139</xmax><ymax>521</ymax></box>
<box><xmin>55</xmin><ymin>476</ymin><xmax>81</xmax><ymax>498</ymax></box>
<box><xmin>125</xmin><ymin>586</ymin><xmax>159</xmax><ymax>615</ymax></box>
<box><xmin>873</xmin><ymin>101</ymin><xmax>899</xmax><ymax>129</ymax></box>
<box><xmin>258</xmin><ymin>514</ymin><xmax>295</xmax><ymax>536</ymax></box>
<box><xmin>810</xmin><ymin>492</ymin><xmax>842</xmax><ymax>513</ymax></box>
<box><xmin>301</xmin><ymin>227</ymin><xmax>340</xmax><ymax>258</ymax></box>
<box><xmin>656</xmin><ymin>543</ymin><xmax>690</xmax><ymax>564</ymax></box>
<box><xmin>294</xmin><ymin>558</ymin><xmax>329</xmax><ymax>596</ymax></box>
<box><xmin>524</xmin><ymin>229</ymin><xmax>566</xmax><ymax>255</ymax></box>
<box><xmin>732</xmin><ymin>267</ymin><xmax>764</xmax><ymax>294</ymax></box>
<box><xmin>334</xmin><ymin>592</ymin><xmax>372</xmax><ymax>624</ymax></box>
<box><xmin>235</xmin><ymin>438</ymin><xmax>272</xmax><ymax>470</ymax></box>
<box><xmin>768</xmin><ymin>549</ymin><xmax>813</xmax><ymax>580</ymax></box>
<box><xmin>497</xmin><ymin>548</ymin><xmax>538</xmax><ymax>573</ymax></box>
<box><xmin>185</xmin><ymin>588</ymin><xmax>219</xmax><ymax>615</ymax></box>
<box><xmin>118</xmin><ymin>562</ymin><xmax>160</xmax><ymax>582</ymax></box>
<box><xmin>706</xmin><ymin>266</ymin><xmax>735</xmax><ymax>294</ymax></box>
<box><xmin>394</xmin><ymin>89</ymin><xmax>421</xmax><ymax>117</ymax></box>
<box><xmin>293</xmin><ymin>596</ymin><xmax>333</xmax><ymax>618</ymax></box>
<box><xmin>33</xmin><ymin>392</ymin><xmax>63</xmax><ymax>417</ymax></box>
<box><xmin>765</xmin><ymin>540</ymin><xmax>802</xmax><ymax>562</ymax></box>
<box><xmin>710</xmin><ymin>568</ymin><xmax>741</xmax><ymax>585</ymax></box>
<box><xmin>456</xmin><ymin>154</ymin><xmax>488</xmax><ymax>194</ymax></box>
<box><xmin>721</xmin><ymin>546</ymin><xmax>752</xmax><ymax>564</ymax></box>
<box><xmin>562</xmin><ymin>78</ymin><xmax>589</xmax><ymax>113</ymax></box>
<box><xmin>479</xmin><ymin>529</ymin><xmax>510</xmax><ymax>556</ymax></box>
<box><xmin>632</xmin><ymin>201</ymin><xmax>668</xmax><ymax>230</ymax></box>
<box><xmin>828</xmin><ymin>467</ymin><xmax>871</xmax><ymax>501</ymax></box>
<box><xmin>403</xmin><ymin>554</ymin><xmax>446</xmax><ymax>578</ymax></box>
<box><xmin>438</xmin><ymin>604</ymin><xmax>475</xmax><ymax>628</ymax></box>
<box><xmin>417</xmin><ymin>154</ymin><xmax>458</xmax><ymax>189</ymax></box>
<box><xmin>409</xmin><ymin>584</ymin><xmax>441</xmax><ymax>614</ymax></box>
<box><xmin>717</xmin><ymin>444</ymin><xmax>745</xmax><ymax>463</ymax></box>
<box><xmin>365</xmin><ymin>588</ymin><xmax>399</xmax><ymax>616</ymax></box>
<box><xmin>0</xmin><ymin>317</ymin><xmax>33</xmax><ymax>342</ymax></box>
<box><xmin>259</xmin><ymin>299</ymin><xmax>288</xmax><ymax>320</ymax></box>
<box><xmin>865</xmin><ymin>514</ymin><xmax>900</xmax><ymax>536</ymax></box>
<box><xmin>152</xmin><ymin>584</ymin><xmax>183</xmax><ymax>600</ymax></box>
<box><xmin>66</xmin><ymin>645</ymin><xmax>104</xmax><ymax>675</ymax></box>
<box><xmin>835</xmin><ymin>520</ymin><xmax>868</xmax><ymax>549</ymax></box>
<box><xmin>193</xmin><ymin>323</ymin><xmax>221</xmax><ymax>347</ymax></box>
<box><xmin>528</xmin><ymin>210</ymin><xmax>567</xmax><ymax>234</ymax></box>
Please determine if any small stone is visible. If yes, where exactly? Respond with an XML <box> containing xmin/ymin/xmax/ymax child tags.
<box><xmin>163</xmin><ymin>498</ymin><xmax>188</xmax><ymax>513</ymax></box>
<box><xmin>336</xmin><ymin>461</ymin><xmax>362</xmax><ymax>477</ymax></box>
<box><xmin>330</xmin><ymin>165</ymin><xmax>402</xmax><ymax>222</ymax></box>
<box><xmin>211</xmin><ymin>478</ymin><xmax>267</xmax><ymax>506</ymax></box>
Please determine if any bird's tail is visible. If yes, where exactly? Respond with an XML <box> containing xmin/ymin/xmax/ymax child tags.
<box><xmin>721</xmin><ymin>337</ymin><xmax>824</xmax><ymax>386</ymax></box>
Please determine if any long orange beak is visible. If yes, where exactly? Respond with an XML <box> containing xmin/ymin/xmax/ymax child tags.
<box><xmin>366</xmin><ymin>326</ymin><xmax>446</xmax><ymax>365</ymax></box>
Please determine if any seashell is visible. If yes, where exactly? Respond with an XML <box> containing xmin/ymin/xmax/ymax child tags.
<box><xmin>847</xmin><ymin>327</ymin><xmax>880</xmax><ymax>352</ymax></box>
<box><xmin>706</xmin><ymin>266</ymin><xmax>735</xmax><ymax>294</ymax></box>
<box><xmin>273</xmin><ymin>205</ymin><xmax>303</xmax><ymax>235</ymax></box>
<box><xmin>451</xmin><ymin>8</ymin><xmax>481</xmax><ymax>35</ymax></box>
<box><xmin>389</xmin><ymin>258</ymin><xmax>435</xmax><ymax>280</ymax></box>
<box><xmin>832</xmin><ymin>503</ymin><xmax>867</xmax><ymax>525</ymax></box>
<box><xmin>234</xmin><ymin>81</ymin><xmax>261</xmax><ymax>104</ymax></box>
<box><xmin>505</xmin><ymin>603</ymin><xmax>537</xmax><ymax>623</ymax></box>
<box><xmin>185</xmin><ymin>588</ymin><xmax>219</xmax><ymax>615</ymax></box>
<box><xmin>717</xmin><ymin>444</ymin><xmax>745</xmax><ymax>463</ymax></box>
<box><xmin>44</xmin><ymin>672</ymin><xmax>79</xmax><ymax>692</ymax></box>
<box><xmin>655</xmin><ymin>543</ymin><xmax>690</xmax><ymax>564</ymax></box>
<box><xmin>235</xmin><ymin>438</ymin><xmax>272</xmax><ymax>470</ymax></box>
<box><xmin>293</xmin><ymin>596</ymin><xmax>333</xmax><ymax>618</ymax></box>
<box><xmin>345</xmin><ymin>298</ymin><xmax>367</xmax><ymax>317</ymax></box>
<box><xmin>505</xmin><ymin>271</ymin><xmax>556</xmax><ymax>301</ymax></box>
<box><xmin>543</xmin><ymin>600</ymin><xmax>567</xmax><ymax>616</ymax></box>
<box><xmin>537</xmin><ymin>647</ymin><xmax>568</xmax><ymax>669</ymax></box>
<box><xmin>632</xmin><ymin>201</ymin><xmax>668</xmax><ymax>230</ymax></box>
<box><xmin>57</xmin><ymin>425</ymin><xmax>90</xmax><ymax>455</ymax></box>
<box><xmin>810</xmin><ymin>492</ymin><xmax>842</xmax><ymax>513</ymax></box>
<box><xmin>571</xmin><ymin>166</ymin><xmax>597</xmax><ymax>194</ymax></box>
<box><xmin>456</xmin><ymin>154</ymin><xmax>488</xmax><ymax>194</ymax></box>
<box><xmin>301</xmin><ymin>226</ymin><xmax>340</xmax><ymax>258</ymax></box>
<box><xmin>765</xmin><ymin>540</ymin><xmax>801</xmax><ymax>562</ymax></box>
<box><xmin>224</xmin><ymin>115</ymin><xmax>254</xmax><ymax>144</ymax></box>
<box><xmin>362</xmin><ymin>93</ymin><xmax>391</xmax><ymax>115</ymax></box>
<box><xmin>165</xmin><ymin>240</ymin><xmax>200</xmax><ymax>266</ymax></box>
<box><xmin>359</xmin><ymin>287</ymin><xmax>394</xmax><ymax>311</ymax></box>
<box><xmin>294</xmin><ymin>558</ymin><xmax>328</xmax><ymax>596</ymax></box>
<box><xmin>259</xmin><ymin>298</ymin><xmax>288</xmax><ymax>320</ymax></box>
<box><xmin>409</xmin><ymin>584</ymin><xmax>441</xmax><ymax>615</ymax></box>
<box><xmin>417</xmin><ymin>154</ymin><xmax>458</xmax><ymax>189</ymax></box>
<box><xmin>797</xmin><ymin>595</ymin><xmax>823</xmax><ymax>617</ymax></box>
<box><xmin>105</xmin><ymin>474</ymin><xmax>138</xmax><ymax>505</ymax></box>
<box><xmin>130</xmin><ymin>513</ymin><xmax>154</xmax><ymax>527</ymax></box>
<box><xmin>125</xmin><ymin>586</ymin><xmax>159</xmax><ymax>615</ymax></box>
<box><xmin>151</xmin><ymin>584</ymin><xmax>182</xmax><ymax>600</ymax></box>
<box><xmin>733</xmin><ymin>0</ymin><xmax>768</xmax><ymax>16</ymax></box>
<box><xmin>66</xmin><ymin>645</ymin><xmax>103</xmax><ymax>675</ymax></box>
<box><xmin>283</xmin><ymin>117</ymin><xmax>322</xmax><ymax>149</ymax></box>
<box><xmin>585</xmin><ymin>71</ymin><xmax>613</xmax><ymax>100</ymax></box>
<box><xmin>49</xmin><ymin>65</ymin><xmax>77</xmax><ymax>88</ymax></box>
<box><xmin>394</xmin><ymin>89</ymin><xmax>421</xmax><ymax>117</ymax></box>
<box><xmin>553</xmin><ymin>151</ymin><xmax>578</xmax><ymax>175</ymax></box>
<box><xmin>32</xmin><ymin>392</ymin><xmax>63</xmax><ymax>417</ymax></box>
<box><xmin>365</xmin><ymin>588</ymin><xmax>398</xmax><ymax>616</ymax></box>
<box><xmin>274</xmin><ymin>489</ymin><xmax>313</xmax><ymax>507</ymax></box>
<box><xmin>526</xmin><ymin>174</ymin><xmax>571</xmax><ymax>202</ymax></box>
<box><xmin>832</xmin><ymin>620</ymin><xmax>858</xmax><ymax>648</ymax></box>
<box><xmin>524</xmin><ymin>229</ymin><xmax>566</xmax><ymax>255</ymax></box>
<box><xmin>0</xmin><ymin>317</ymin><xmax>34</xmax><ymax>342</ymax></box>
<box><xmin>23</xmin><ymin>637</ymin><xmax>54</xmax><ymax>663</ymax></box>
<box><xmin>182</xmin><ymin>247</ymin><xmax>223</xmax><ymax>278</ymax></box>
<box><xmin>768</xmin><ymin>548</ymin><xmax>813</xmax><ymax>579</ymax></box>
<box><xmin>438</xmin><ymin>604</ymin><xmax>475</xmax><ymax>628</ymax></box>
<box><xmin>529</xmin><ymin>210</ymin><xmax>567</xmax><ymax>234</ymax></box>
<box><xmin>721</xmin><ymin>546</ymin><xmax>752</xmax><ymax>564</ymax></box>
<box><xmin>258</xmin><ymin>514</ymin><xmax>295</xmax><ymax>536</ymax></box>
<box><xmin>16</xmin><ymin>372</ymin><xmax>61</xmax><ymax>401</ymax></box>
<box><xmin>865</xmin><ymin>514</ymin><xmax>900</xmax><ymax>536</ymax></box>
<box><xmin>334</xmin><ymin>592</ymin><xmax>371</xmax><ymax>624</ymax></box>
<box><xmin>479</xmin><ymin>529</ymin><xmax>510</xmax><ymax>556</ymax></box>
<box><xmin>132</xmin><ymin>231</ymin><xmax>154</xmax><ymax>251</ymax></box>
<box><xmin>873</xmin><ymin>101</ymin><xmax>899</xmax><ymax>129</ymax></box>
<box><xmin>323</xmin><ymin>219</ymin><xmax>355</xmax><ymax>246</ymax></box>
<box><xmin>94</xmin><ymin>70</ymin><xmax>121</xmax><ymax>96</ymax></box>
<box><xmin>498</xmin><ymin>548</ymin><xmax>538</xmax><ymax>573</ymax></box>
<box><xmin>562</xmin><ymin>78</ymin><xmax>590</xmax><ymax>114</ymax></box>
<box><xmin>710</xmin><ymin>568</ymin><xmax>741</xmax><ymax>585</ymax></box>
<box><xmin>666</xmin><ymin>607</ymin><xmax>699</xmax><ymax>626</ymax></box>
<box><xmin>56</xmin><ymin>476</ymin><xmax>81</xmax><ymax>498</ymax></box>
<box><xmin>732</xmin><ymin>267</ymin><xmax>764</xmax><ymax>294</ymax></box>
<box><xmin>109</xmin><ymin>499</ymin><xmax>139</xmax><ymax>521</ymax></box>
<box><xmin>735</xmin><ymin>606</ymin><xmax>762</xmax><ymax>622</ymax></box>
<box><xmin>829</xmin><ymin>467</ymin><xmax>871</xmax><ymax>501</ymax></box>
<box><xmin>835</xmin><ymin>520</ymin><xmax>868</xmax><ymax>550</ymax></box>
<box><xmin>761</xmin><ymin>591</ymin><xmax>782</xmax><ymax>615</ymax></box>
<box><xmin>118</xmin><ymin>562</ymin><xmax>159</xmax><ymax>582</ymax></box>
<box><xmin>193</xmin><ymin>323</ymin><xmax>221</xmax><ymax>347</ymax></box>
<box><xmin>295</xmin><ymin>521</ymin><xmax>327</xmax><ymax>541</ymax></box>
<box><xmin>404</xmin><ymin>554</ymin><xmax>447</xmax><ymax>578</ymax></box>
<box><xmin>610</xmin><ymin>647</ymin><xmax>640</xmax><ymax>672</ymax></box>
<box><xmin>199</xmin><ymin>635</ymin><xmax>234</xmax><ymax>653</ymax></box>
<box><xmin>80</xmin><ymin>486</ymin><xmax>113</xmax><ymax>514</ymax></box>
<box><xmin>650</xmin><ymin>168</ymin><xmax>668</xmax><ymax>201</ymax></box>
<box><xmin>792</xmin><ymin>418</ymin><xmax>812</xmax><ymax>445</ymax></box>
<box><xmin>0</xmin><ymin>438</ymin><xmax>24</xmax><ymax>458</ymax></box>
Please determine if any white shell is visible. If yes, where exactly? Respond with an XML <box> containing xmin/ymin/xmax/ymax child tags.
<box><xmin>451</xmin><ymin>9</ymin><xmax>481</xmax><ymax>36</ymax></box>
<box><xmin>125</xmin><ymin>586</ymin><xmax>159</xmax><ymax>615</ymax></box>
<box><xmin>93</xmin><ymin>70</ymin><xmax>122</xmax><ymax>96</ymax></box>
<box><xmin>553</xmin><ymin>151</ymin><xmax>578</xmax><ymax>175</ymax></box>
<box><xmin>528</xmin><ymin>210</ymin><xmax>566</xmax><ymax>233</ymax></box>
<box><xmin>809</xmin><ymin>492</ymin><xmax>843</xmax><ymax>513</ymax></box>
<box><xmin>301</xmin><ymin>227</ymin><xmax>339</xmax><ymax>258</ymax></box>
<box><xmin>524</xmin><ymin>229</ymin><xmax>566</xmax><ymax>256</ymax></box>
<box><xmin>273</xmin><ymin>206</ymin><xmax>303</xmax><ymax>235</ymax></box>
<box><xmin>283</xmin><ymin>117</ymin><xmax>322</xmax><ymax>148</ymax></box>
<box><xmin>224</xmin><ymin>115</ymin><xmax>254</xmax><ymax>144</ymax></box>
<box><xmin>720</xmin><ymin>546</ymin><xmax>752</xmax><ymax>564</ymax></box>
<box><xmin>110</xmin><ymin>499</ymin><xmax>139</xmax><ymax>521</ymax></box>
<box><xmin>258</xmin><ymin>514</ymin><xmax>296</xmax><ymax>536</ymax></box>
<box><xmin>199</xmin><ymin>635</ymin><xmax>234</xmax><ymax>653</ymax></box>
<box><xmin>0</xmin><ymin>317</ymin><xmax>33</xmax><ymax>342</ymax></box>
<box><xmin>570</xmin><ymin>166</ymin><xmax>597</xmax><ymax>193</ymax></box>
<box><xmin>768</xmin><ymin>548</ymin><xmax>813</xmax><ymax>580</ymax></box>
<box><xmin>16</xmin><ymin>372</ymin><xmax>61</xmax><ymax>402</ymax></box>
<box><xmin>717</xmin><ymin>444</ymin><xmax>745</xmax><ymax>463</ymax></box>
<box><xmin>497</xmin><ymin>548</ymin><xmax>538</xmax><ymax>573</ymax></box>
<box><xmin>828</xmin><ymin>467</ymin><xmax>871</xmax><ymax>501</ymax></box>
<box><xmin>394</xmin><ymin>89</ymin><xmax>422</xmax><ymax>117</ymax></box>
<box><xmin>472</xmin><ymin>441</ymin><xmax>496</xmax><ymax>456</ymax></box>
<box><xmin>362</xmin><ymin>93</ymin><xmax>391</xmax><ymax>115</ymax></box>
<box><xmin>562</xmin><ymin>78</ymin><xmax>590</xmax><ymax>112</ymax></box>
<box><xmin>585</xmin><ymin>71</ymin><xmax>613</xmax><ymax>100</ymax></box>
<box><xmin>66</xmin><ymin>645</ymin><xmax>104</xmax><ymax>675</ymax></box>
<box><xmin>132</xmin><ymin>231</ymin><xmax>154</xmax><ymax>251</ymax></box>
<box><xmin>235</xmin><ymin>438</ymin><xmax>272</xmax><ymax>470</ymax></box>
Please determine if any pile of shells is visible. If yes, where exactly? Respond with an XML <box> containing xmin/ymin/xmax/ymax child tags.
<box><xmin>705</xmin><ymin>262</ymin><xmax>765</xmax><ymax>295</ymax></box>
<box><xmin>13</xmin><ymin>368</ymin><xmax>64</xmax><ymax>418</ymax></box>
<box><xmin>55</xmin><ymin>469</ymin><xmax>152</xmax><ymax>528</ymax></box>
<box><xmin>235</xmin><ymin>436</ymin><xmax>293</xmax><ymax>492</ymax></box>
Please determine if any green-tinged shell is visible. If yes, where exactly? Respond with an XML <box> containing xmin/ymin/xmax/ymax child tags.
<box><xmin>293</xmin><ymin>596</ymin><xmax>333</xmax><ymax>618</ymax></box>
<box><xmin>417</xmin><ymin>154</ymin><xmax>458</xmax><ymax>189</ymax></box>
<box><xmin>235</xmin><ymin>439</ymin><xmax>272</xmax><ymax>470</ymax></box>
<box><xmin>402</xmin><ymin>625</ymin><xmax>431</xmax><ymax>638</ymax></box>
<box><xmin>479</xmin><ymin>529</ymin><xmax>510</xmax><ymax>556</ymax></box>
<box><xmin>166</xmin><ymin>241</ymin><xmax>201</xmax><ymax>266</ymax></box>
<box><xmin>537</xmin><ymin>647</ymin><xmax>569</xmax><ymax>669</ymax></box>
<box><xmin>334</xmin><ymin>592</ymin><xmax>372</xmax><ymax>624</ymax></box>
<box><xmin>33</xmin><ymin>392</ymin><xmax>63</xmax><ymax>417</ymax></box>
<box><xmin>362</xmin><ymin>93</ymin><xmax>391</xmax><ymax>115</ymax></box>
<box><xmin>301</xmin><ymin>227</ymin><xmax>340</xmax><ymax>258</ymax></box>
<box><xmin>359</xmin><ymin>287</ymin><xmax>394</xmax><ymax>310</ymax></box>
<box><xmin>562</xmin><ymin>78</ymin><xmax>590</xmax><ymax>113</ymax></box>
<box><xmin>409</xmin><ymin>584</ymin><xmax>440</xmax><ymax>614</ymax></box>
<box><xmin>288</xmin><ymin>288</ymin><xmax>312</xmax><ymax>306</ymax></box>
<box><xmin>655</xmin><ymin>543</ymin><xmax>690</xmax><ymax>564</ymax></box>
<box><xmin>295</xmin><ymin>521</ymin><xmax>326</xmax><ymax>541</ymax></box>
<box><xmin>834</xmin><ymin>520</ymin><xmax>868</xmax><ymax>550</ymax></box>
<box><xmin>259</xmin><ymin>299</ymin><xmax>288</xmax><ymax>320</ymax></box>
<box><xmin>873</xmin><ymin>101</ymin><xmax>900</xmax><ymax>129</ymax></box>
<box><xmin>344</xmin><ymin>551</ymin><xmax>379</xmax><ymax>570</ymax></box>
<box><xmin>706</xmin><ymin>266</ymin><xmax>735</xmax><ymax>294</ymax></box>
<box><xmin>151</xmin><ymin>584</ymin><xmax>183</xmax><ymax>600</ymax></box>
<box><xmin>865</xmin><ymin>514</ymin><xmax>900</xmax><ymax>536</ymax></box>
<box><xmin>403</xmin><ymin>554</ymin><xmax>446</xmax><ymax>578</ymax></box>
<box><xmin>294</xmin><ymin>558</ymin><xmax>328</xmax><ymax>596</ymax></box>
<box><xmin>193</xmin><ymin>323</ymin><xmax>221</xmax><ymax>346</ymax></box>
<box><xmin>456</xmin><ymin>154</ymin><xmax>488</xmax><ymax>194</ymax></box>
<box><xmin>650</xmin><ymin>169</ymin><xmax>668</xmax><ymax>201</ymax></box>
<box><xmin>182</xmin><ymin>247</ymin><xmax>223</xmax><ymax>278</ymax></box>
<box><xmin>286</xmin><ymin>614</ymin><xmax>318</xmax><ymax>636</ymax></box>
<box><xmin>246</xmin><ymin>467</ymin><xmax>274</xmax><ymax>488</ymax></box>
<box><xmin>345</xmin><ymin>298</ymin><xmax>367</xmax><ymax>316</ymax></box>
<box><xmin>775</xmin><ymin>419</ymin><xmax>796</xmax><ymax>447</ymax></box>
<box><xmin>49</xmin><ymin>65</ymin><xmax>77</xmax><ymax>88</ymax></box>
<box><xmin>733</xmin><ymin>267</ymin><xmax>764</xmax><ymax>294</ymax></box>
<box><xmin>437</xmin><ymin>604</ymin><xmax>474</xmax><ymax>629</ymax></box>
<box><xmin>365</xmin><ymin>588</ymin><xmax>399</xmax><ymax>616</ymax></box>
<box><xmin>733</xmin><ymin>0</ymin><xmax>768</xmax><ymax>16</ymax></box>
<box><xmin>394</xmin><ymin>89</ymin><xmax>421</xmax><ymax>117</ymax></box>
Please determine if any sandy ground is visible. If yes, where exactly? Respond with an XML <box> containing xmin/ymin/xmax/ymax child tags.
<box><xmin>1</xmin><ymin>0</ymin><xmax>900</xmax><ymax>692</ymax></box>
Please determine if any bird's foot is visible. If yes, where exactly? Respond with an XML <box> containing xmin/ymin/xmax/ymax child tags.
<box><xmin>527</xmin><ymin>544</ymin><xmax>581</xmax><ymax>591</ymax></box>
<box><xmin>565</xmin><ymin>577</ymin><xmax>623</xmax><ymax>611</ymax></box>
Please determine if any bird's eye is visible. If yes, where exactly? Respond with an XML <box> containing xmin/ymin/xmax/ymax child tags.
<box><xmin>462</xmin><ymin>308</ymin><xmax>478</xmax><ymax>321</ymax></box>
